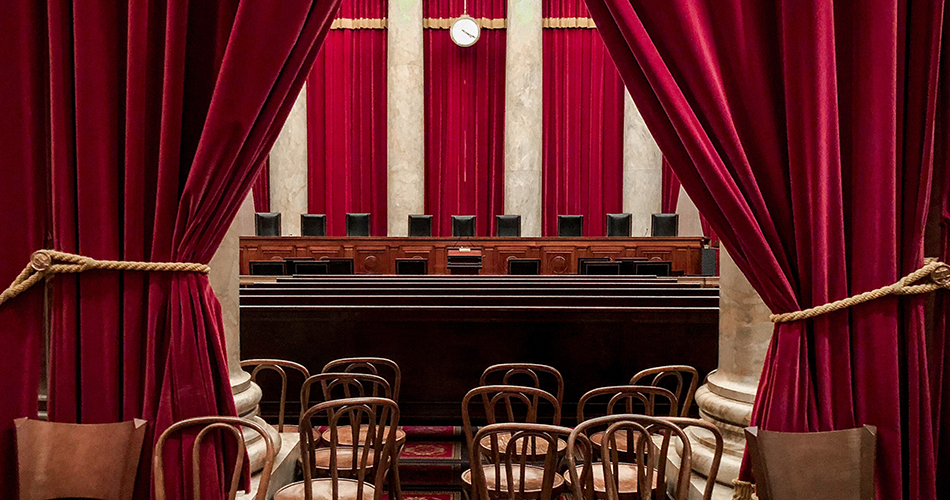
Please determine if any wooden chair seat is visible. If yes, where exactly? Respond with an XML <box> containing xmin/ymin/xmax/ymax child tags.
<box><xmin>478</xmin><ymin>432</ymin><xmax>567</xmax><ymax>457</ymax></box>
<box><xmin>275</xmin><ymin>478</ymin><xmax>377</xmax><ymax>500</ymax></box>
<box><xmin>461</xmin><ymin>464</ymin><xmax>565</xmax><ymax>492</ymax></box>
<box><xmin>310</xmin><ymin>447</ymin><xmax>377</xmax><ymax>470</ymax></box>
<box><xmin>565</xmin><ymin>463</ymin><xmax>658</xmax><ymax>497</ymax></box>
<box><xmin>321</xmin><ymin>425</ymin><xmax>406</xmax><ymax>447</ymax></box>
<box><xmin>589</xmin><ymin>430</ymin><xmax>641</xmax><ymax>453</ymax></box>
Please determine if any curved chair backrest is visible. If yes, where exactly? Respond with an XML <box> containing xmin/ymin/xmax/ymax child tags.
<box><xmin>241</xmin><ymin>358</ymin><xmax>311</xmax><ymax>432</ymax></box>
<box><xmin>15</xmin><ymin>418</ymin><xmax>147</xmax><ymax>500</ymax></box>
<box><xmin>299</xmin><ymin>397</ymin><xmax>400</xmax><ymax>500</ymax></box>
<box><xmin>154</xmin><ymin>416</ymin><xmax>274</xmax><ymax>500</ymax></box>
<box><xmin>629</xmin><ymin>365</ymin><xmax>699</xmax><ymax>417</ymax></box>
<box><xmin>461</xmin><ymin>385</ymin><xmax>561</xmax><ymax>457</ymax></box>
<box><xmin>567</xmin><ymin>414</ymin><xmax>691</xmax><ymax>500</ymax></box>
<box><xmin>576</xmin><ymin>385</ymin><xmax>678</xmax><ymax>423</ymax></box>
<box><xmin>322</xmin><ymin>357</ymin><xmax>402</xmax><ymax>403</ymax></box>
<box><xmin>300</xmin><ymin>372</ymin><xmax>393</xmax><ymax>410</ymax></box>
<box><xmin>664</xmin><ymin>417</ymin><xmax>723</xmax><ymax>500</ymax></box>
<box><xmin>471</xmin><ymin>423</ymin><xmax>573</xmax><ymax>500</ymax></box>
<box><xmin>479</xmin><ymin>363</ymin><xmax>565</xmax><ymax>412</ymax></box>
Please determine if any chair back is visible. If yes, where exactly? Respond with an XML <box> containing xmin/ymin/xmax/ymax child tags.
<box><xmin>496</xmin><ymin>215</ymin><xmax>522</xmax><ymax>237</ymax></box>
<box><xmin>154</xmin><ymin>416</ymin><xmax>274</xmax><ymax>500</ymax></box>
<box><xmin>322</xmin><ymin>357</ymin><xmax>402</xmax><ymax>403</ymax></box>
<box><xmin>16</xmin><ymin>418</ymin><xmax>146</xmax><ymax>500</ymax></box>
<box><xmin>650</xmin><ymin>214</ymin><xmax>679</xmax><ymax>237</ymax></box>
<box><xmin>558</xmin><ymin>215</ymin><xmax>584</xmax><ymax>237</ymax></box>
<box><xmin>665</xmin><ymin>417</ymin><xmax>723</xmax><ymax>500</ymax></box>
<box><xmin>255</xmin><ymin>212</ymin><xmax>282</xmax><ymax>236</ymax></box>
<box><xmin>576</xmin><ymin>385</ymin><xmax>678</xmax><ymax>423</ymax></box>
<box><xmin>744</xmin><ymin>426</ymin><xmax>876</xmax><ymax>500</ymax></box>
<box><xmin>299</xmin><ymin>397</ymin><xmax>399</xmax><ymax>500</ymax></box>
<box><xmin>480</xmin><ymin>363</ymin><xmax>564</xmax><ymax>412</ymax></box>
<box><xmin>462</xmin><ymin>385</ymin><xmax>562</xmax><ymax>456</ymax></box>
<box><xmin>241</xmin><ymin>358</ymin><xmax>311</xmax><ymax>432</ymax></box>
<box><xmin>567</xmin><ymin>415</ymin><xmax>691</xmax><ymax>500</ymax></box>
<box><xmin>452</xmin><ymin>215</ymin><xmax>477</xmax><ymax>237</ymax></box>
<box><xmin>408</xmin><ymin>215</ymin><xmax>433</xmax><ymax>237</ymax></box>
<box><xmin>471</xmin><ymin>423</ymin><xmax>572</xmax><ymax>500</ymax></box>
<box><xmin>606</xmin><ymin>213</ymin><xmax>632</xmax><ymax>237</ymax></box>
<box><xmin>301</xmin><ymin>372</ymin><xmax>393</xmax><ymax>410</ymax></box>
<box><xmin>301</xmin><ymin>214</ymin><xmax>327</xmax><ymax>237</ymax></box>
<box><xmin>346</xmin><ymin>213</ymin><xmax>371</xmax><ymax>237</ymax></box>
<box><xmin>629</xmin><ymin>365</ymin><xmax>700</xmax><ymax>417</ymax></box>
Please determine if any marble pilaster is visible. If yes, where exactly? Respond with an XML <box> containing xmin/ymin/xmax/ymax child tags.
<box><xmin>269</xmin><ymin>83</ymin><xmax>310</xmax><ymax>236</ymax></box>
<box><xmin>622</xmin><ymin>91</ymin><xmax>662</xmax><ymax>236</ymax></box>
<box><xmin>504</xmin><ymin>0</ymin><xmax>543</xmax><ymax>237</ymax></box>
<box><xmin>387</xmin><ymin>0</ymin><xmax>426</xmax><ymax>236</ymax></box>
<box><xmin>676</xmin><ymin>186</ymin><xmax>704</xmax><ymax>237</ymax></box>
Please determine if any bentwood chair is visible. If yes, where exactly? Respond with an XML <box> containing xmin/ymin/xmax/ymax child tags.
<box><xmin>566</xmin><ymin>415</ymin><xmax>692</xmax><ymax>500</ymax></box>
<box><xmin>744</xmin><ymin>426</ymin><xmax>877</xmax><ymax>500</ymax></box>
<box><xmin>467</xmin><ymin>423</ymin><xmax>573</xmax><ymax>500</ymax></box>
<box><xmin>575</xmin><ymin>385</ymin><xmax>678</xmax><ymax>458</ymax></box>
<box><xmin>15</xmin><ymin>418</ymin><xmax>147</xmax><ymax>500</ymax></box>
<box><xmin>629</xmin><ymin>365</ymin><xmax>700</xmax><ymax>417</ymax></box>
<box><xmin>241</xmin><ymin>358</ymin><xmax>312</xmax><ymax>433</ymax></box>
<box><xmin>154</xmin><ymin>416</ymin><xmax>275</xmax><ymax>500</ymax></box>
<box><xmin>276</xmin><ymin>397</ymin><xmax>399</xmax><ymax>500</ymax></box>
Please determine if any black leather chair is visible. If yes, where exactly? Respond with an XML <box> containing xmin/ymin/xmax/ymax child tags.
<box><xmin>346</xmin><ymin>213</ymin><xmax>371</xmax><ymax>237</ymax></box>
<box><xmin>606</xmin><ymin>213</ymin><xmax>632</xmax><ymax>237</ymax></box>
<box><xmin>496</xmin><ymin>215</ymin><xmax>522</xmax><ymax>237</ymax></box>
<box><xmin>323</xmin><ymin>258</ymin><xmax>354</xmax><ymax>275</ymax></box>
<box><xmin>395</xmin><ymin>258</ymin><xmax>428</xmax><ymax>275</ymax></box>
<box><xmin>634</xmin><ymin>261</ymin><xmax>672</xmax><ymax>277</ymax></box>
<box><xmin>255</xmin><ymin>212</ymin><xmax>281</xmax><ymax>237</ymax></box>
<box><xmin>702</xmin><ymin>247</ymin><xmax>718</xmax><ymax>276</ymax></box>
<box><xmin>249</xmin><ymin>261</ymin><xmax>286</xmax><ymax>275</ymax></box>
<box><xmin>300</xmin><ymin>214</ymin><xmax>327</xmax><ymax>237</ymax></box>
<box><xmin>294</xmin><ymin>261</ymin><xmax>329</xmax><ymax>275</ymax></box>
<box><xmin>651</xmin><ymin>213</ymin><xmax>679</xmax><ymax>237</ymax></box>
<box><xmin>284</xmin><ymin>257</ymin><xmax>316</xmax><ymax>275</ymax></box>
<box><xmin>616</xmin><ymin>257</ymin><xmax>647</xmax><ymax>275</ymax></box>
<box><xmin>578</xmin><ymin>257</ymin><xmax>610</xmax><ymax>275</ymax></box>
<box><xmin>507</xmin><ymin>258</ymin><xmax>540</xmax><ymax>275</ymax></box>
<box><xmin>408</xmin><ymin>215</ymin><xmax>433</xmax><ymax>237</ymax></box>
<box><xmin>557</xmin><ymin>215</ymin><xmax>584</xmax><ymax>237</ymax></box>
<box><xmin>452</xmin><ymin>215</ymin><xmax>476</xmax><ymax>237</ymax></box>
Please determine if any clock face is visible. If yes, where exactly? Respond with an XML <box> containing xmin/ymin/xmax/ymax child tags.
<box><xmin>450</xmin><ymin>16</ymin><xmax>480</xmax><ymax>47</ymax></box>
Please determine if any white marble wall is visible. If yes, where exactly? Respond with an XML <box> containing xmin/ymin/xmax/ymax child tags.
<box><xmin>504</xmin><ymin>0</ymin><xmax>544</xmax><ymax>237</ymax></box>
<box><xmin>622</xmin><ymin>90</ymin><xmax>662</xmax><ymax>236</ymax></box>
<box><xmin>387</xmin><ymin>0</ymin><xmax>426</xmax><ymax>236</ymax></box>
<box><xmin>269</xmin><ymin>83</ymin><xmax>310</xmax><ymax>236</ymax></box>
<box><xmin>676</xmin><ymin>185</ymin><xmax>704</xmax><ymax>237</ymax></box>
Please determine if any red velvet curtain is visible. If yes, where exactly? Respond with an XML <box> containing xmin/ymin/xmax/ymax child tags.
<box><xmin>661</xmin><ymin>156</ymin><xmax>680</xmax><ymax>213</ymax></box>
<box><xmin>585</xmin><ymin>1</ymin><xmax>948</xmax><ymax>498</ymax></box>
<box><xmin>541</xmin><ymin>0</ymin><xmax>624</xmax><ymax>237</ymax></box>
<box><xmin>1</xmin><ymin>1</ymin><xmax>341</xmax><ymax>499</ymax></box>
<box><xmin>935</xmin><ymin>35</ymin><xmax>950</xmax><ymax>490</ymax></box>
<box><xmin>308</xmin><ymin>0</ymin><xmax>387</xmax><ymax>236</ymax></box>
<box><xmin>252</xmin><ymin>158</ymin><xmax>271</xmax><ymax>213</ymax></box>
<box><xmin>424</xmin><ymin>0</ymin><xmax>506</xmax><ymax>237</ymax></box>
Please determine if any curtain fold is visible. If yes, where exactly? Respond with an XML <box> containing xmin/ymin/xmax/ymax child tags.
<box><xmin>584</xmin><ymin>1</ymin><xmax>947</xmax><ymax>498</ymax></box>
<box><xmin>661</xmin><ymin>156</ymin><xmax>680</xmax><ymax>213</ymax></box>
<box><xmin>935</xmin><ymin>17</ymin><xmax>950</xmax><ymax>486</ymax></box>
<box><xmin>252</xmin><ymin>158</ymin><xmax>271</xmax><ymax>213</ymax></box>
<box><xmin>424</xmin><ymin>0</ymin><xmax>506</xmax><ymax>237</ymax></box>
<box><xmin>2</xmin><ymin>1</ymin><xmax>342</xmax><ymax>498</ymax></box>
<box><xmin>541</xmin><ymin>0</ymin><xmax>624</xmax><ymax>237</ymax></box>
<box><xmin>308</xmin><ymin>0</ymin><xmax>387</xmax><ymax>236</ymax></box>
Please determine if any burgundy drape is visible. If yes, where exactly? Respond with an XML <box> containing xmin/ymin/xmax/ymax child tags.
<box><xmin>661</xmin><ymin>156</ymin><xmax>680</xmax><ymax>213</ymax></box>
<box><xmin>252</xmin><ymin>158</ymin><xmax>271</xmax><ymax>213</ymax></box>
<box><xmin>935</xmin><ymin>30</ymin><xmax>950</xmax><ymax>490</ymax></box>
<box><xmin>1</xmin><ymin>1</ymin><xmax>341</xmax><ymax>499</ymax></box>
<box><xmin>424</xmin><ymin>0</ymin><xmax>505</xmax><ymax>237</ymax></box>
<box><xmin>585</xmin><ymin>1</ymin><xmax>948</xmax><ymax>498</ymax></box>
<box><xmin>541</xmin><ymin>0</ymin><xmax>624</xmax><ymax>237</ymax></box>
<box><xmin>308</xmin><ymin>0</ymin><xmax>387</xmax><ymax>236</ymax></box>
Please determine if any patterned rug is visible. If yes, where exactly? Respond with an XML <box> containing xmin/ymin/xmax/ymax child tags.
<box><xmin>399</xmin><ymin>427</ymin><xmax>467</xmax><ymax>490</ymax></box>
<box><xmin>383</xmin><ymin>491</ymin><xmax>462</xmax><ymax>500</ymax></box>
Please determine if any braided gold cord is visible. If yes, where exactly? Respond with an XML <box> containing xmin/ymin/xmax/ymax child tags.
<box><xmin>771</xmin><ymin>260</ymin><xmax>950</xmax><ymax>323</ymax></box>
<box><xmin>0</xmin><ymin>249</ymin><xmax>210</xmax><ymax>307</ymax></box>
<box><xmin>731</xmin><ymin>479</ymin><xmax>757</xmax><ymax>500</ymax></box>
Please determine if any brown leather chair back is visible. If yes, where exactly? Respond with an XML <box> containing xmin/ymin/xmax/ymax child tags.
<box><xmin>15</xmin><ymin>417</ymin><xmax>147</xmax><ymax>500</ymax></box>
<box><xmin>744</xmin><ymin>425</ymin><xmax>877</xmax><ymax>500</ymax></box>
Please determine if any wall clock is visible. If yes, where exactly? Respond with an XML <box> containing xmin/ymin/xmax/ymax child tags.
<box><xmin>450</xmin><ymin>15</ymin><xmax>480</xmax><ymax>47</ymax></box>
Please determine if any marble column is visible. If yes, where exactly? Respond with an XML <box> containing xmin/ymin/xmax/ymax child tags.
<box><xmin>504</xmin><ymin>0</ymin><xmax>543</xmax><ymax>237</ymax></box>
<box><xmin>621</xmin><ymin>91</ymin><xmax>662</xmax><ymax>236</ymax></box>
<box><xmin>387</xmin><ymin>0</ymin><xmax>426</xmax><ymax>237</ymax></box>
<box><xmin>676</xmin><ymin>186</ymin><xmax>704</xmax><ymax>237</ymax></box>
<box><xmin>269</xmin><ymin>83</ymin><xmax>310</xmax><ymax>236</ymax></box>
<box><xmin>676</xmin><ymin>246</ymin><xmax>772</xmax><ymax>499</ymax></box>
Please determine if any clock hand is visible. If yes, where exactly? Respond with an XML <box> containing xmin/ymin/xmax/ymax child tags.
<box><xmin>462</xmin><ymin>29</ymin><xmax>475</xmax><ymax>38</ymax></box>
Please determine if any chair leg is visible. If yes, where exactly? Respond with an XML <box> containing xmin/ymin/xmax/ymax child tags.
<box><xmin>389</xmin><ymin>444</ymin><xmax>403</xmax><ymax>500</ymax></box>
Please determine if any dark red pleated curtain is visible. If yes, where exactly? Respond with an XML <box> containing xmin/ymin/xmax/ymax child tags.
<box><xmin>585</xmin><ymin>0</ymin><xmax>948</xmax><ymax>498</ymax></box>
<box><xmin>252</xmin><ymin>158</ymin><xmax>271</xmax><ymax>212</ymax></box>
<box><xmin>661</xmin><ymin>156</ymin><xmax>680</xmax><ymax>213</ymax></box>
<box><xmin>308</xmin><ymin>0</ymin><xmax>387</xmax><ymax>236</ymax></box>
<box><xmin>424</xmin><ymin>0</ymin><xmax>505</xmax><ymax>237</ymax></box>
<box><xmin>0</xmin><ymin>1</ymin><xmax>341</xmax><ymax>498</ymax></box>
<box><xmin>541</xmin><ymin>0</ymin><xmax>624</xmax><ymax>237</ymax></box>
<box><xmin>936</xmin><ymin>45</ymin><xmax>950</xmax><ymax>492</ymax></box>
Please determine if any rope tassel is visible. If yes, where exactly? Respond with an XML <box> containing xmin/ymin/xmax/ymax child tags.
<box><xmin>0</xmin><ymin>249</ymin><xmax>210</xmax><ymax>307</ymax></box>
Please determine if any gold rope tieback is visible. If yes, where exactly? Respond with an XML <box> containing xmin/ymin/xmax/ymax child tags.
<box><xmin>771</xmin><ymin>259</ymin><xmax>950</xmax><ymax>324</ymax></box>
<box><xmin>0</xmin><ymin>249</ymin><xmax>210</xmax><ymax>307</ymax></box>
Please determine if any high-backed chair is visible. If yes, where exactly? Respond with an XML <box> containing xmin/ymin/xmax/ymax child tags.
<box><xmin>300</xmin><ymin>214</ymin><xmax>327</xmax><ymax>237</ymax></box>
<box><xmin>630</xmin><ymin>365</ymin><xmax>700</xmax><ymax>417</ymax></box>
<box><xmin>606</xmin><ymin>213</ymin><xmax>632</xmax><ymax>237</ymax></box>
<box><xmin>241</xmin><ymin>359</ymin><xmax>311</xmax><ymax>433</ymax></box>
<box><xmin>468</xmin><ymin>423</ymin><xmax>572</xmax><ymax>500</ymax></box>
<box><xmin>250</xmin><ymin>260</ymin><xmax>287</xmax><ymax>275</ymax></box>
<box><xmin>616</xmin><ymin>257</ymin><xmax>647</xmax><ymax>275</ymax></box>
<box><xmin>396</xmin><ymin>258</ymin><xmax>428</xmax><ymax>275</ymax></box>
<box><xmin>744</xmin><ymin>426</ymin><xmax>877</xmax><ymax>500</ymax></box>
<box><xmin>496</xmin><ymin>215</ymin><xmax>522</xmax><ymax>237</ymax></box>
<box><xmin>508</xmin><ymin>258</ymin><xmax>540</xmax><ymax>275</ymax></box>
<box><xmin>651</xmin><ymin>213</ymin><xmax>679</xmax><ymax>237</ymax></box>
<box><xmin>276</xmin><ymin>398</ymin><xmax>399</xmax><ymax>500</ymax></box>
<box><xmin>284</xmin><ymin>257</ymin><xmax>316</xmax><ymax>275</ymax></box>
<box><xmin>154</xmin><ymin>416</ymin><xmax>275</xmax><ymax>500</ymax></box>
<box><xmin>294</xmin><ymin>261</ymin><xmax>328</xmax><ymax>275</ymax></box>
<box><xmin>452</xmin><ymin>215</ymin><xmax>477</xmax><ymax>237</ymax></box>
<box><xmin>346</xmin><ymin>213</ymin><xmax>371</xmax><ymax>237</ymax></box>
<box><xmin>633</xmin><ymin>261</ymin><xmax>672</xmax><ymax>277</ymax></box>
<box><xmin>408</xmin><ymin>215</ymin><xmax>433</xmax><ymax>237</ymax></box>
<box><xmin>256</xmin><ymin>212</ymin><xmax>282</xmax><ymax>236</ymax></box>
<box><xmin>15</xmin><ymin>418</ymin><xmax>147</xmax><ymax>500</ymax></box>
<box><xmin>558</xmin><ymin>215</ymin><xmax>584</xmax><ymax>237</ymax></box>
<box><xmin>577</xmin><ymin>257</ymin><xmax>611</xmax><ymax>275</ymax></box>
